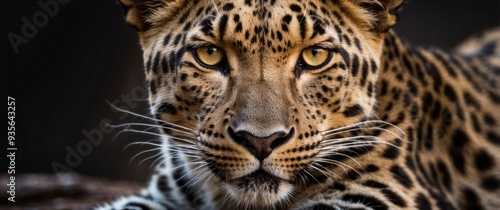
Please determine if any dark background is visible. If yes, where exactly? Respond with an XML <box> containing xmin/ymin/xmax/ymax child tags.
<box><xmin>4</xmin><ymin>0</ymin><xmax>500</xmax><ymax>183</ymax></box>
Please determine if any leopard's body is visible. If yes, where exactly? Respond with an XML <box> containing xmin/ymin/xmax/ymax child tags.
<box><xmin>99</xmin><ymin>0</ymin><xmax>500</xmax><ymax>209</ymax></box>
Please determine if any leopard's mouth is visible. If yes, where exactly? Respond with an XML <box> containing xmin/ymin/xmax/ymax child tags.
<box><xmin>246</xmin><ymin>169</ymin><xmax>277</xmax><ymax>180</ymax></box>
<box><xmin>234</xmin><ymin>169</ymin><xmax>287</xmax><ymax>186</ymax></box>
<box><xmin>223</xmin><ymin>168</ymin><xmax>295</xmax><ymax>207</ymax></box>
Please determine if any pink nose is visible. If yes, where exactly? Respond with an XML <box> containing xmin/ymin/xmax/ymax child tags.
<box><xmin>228</xmin><ymin>127</ymin><xmax>294</xmax><ymax>161</ymax></box>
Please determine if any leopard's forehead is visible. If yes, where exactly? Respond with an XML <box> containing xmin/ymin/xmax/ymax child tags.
<box><xmin>187</xmin><ymin>0</ymin><xmax>334</xmax><ymax>44</ymax></box>
<box><xmin>147</xmin><ymin>0</ymin><xmax>371</xmax><ymax>51</ymax></box>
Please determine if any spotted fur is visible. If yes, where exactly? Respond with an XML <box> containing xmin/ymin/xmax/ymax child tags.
<box><xmin>98</xmin><ymin>0</ymin><xmax>500</xmax><ymax>209</ymax></box>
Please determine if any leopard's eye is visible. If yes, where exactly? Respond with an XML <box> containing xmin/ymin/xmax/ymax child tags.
<box><xmin>300</xmin><ymin>47</ymin><xmax>332</xmax><ymax>69</ymax></box>
<box><xmin>193</xmin><ymin>46</ymin><xmax>225</xmax><ymax>67</ymax></box>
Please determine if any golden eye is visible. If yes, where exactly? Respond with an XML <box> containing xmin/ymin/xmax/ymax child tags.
<box><xmin>300</xmin><ymin>47</ymin><xmax>332</xmax><ymax>68</ymax></box>
<box><xmin>194</xmin><ymin>46</ymin><xmax>225</xmax><ymax>67</ymax></box>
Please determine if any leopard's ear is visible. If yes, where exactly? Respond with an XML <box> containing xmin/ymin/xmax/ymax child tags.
<box><xmin>355</xmin><ymin>0</ymin><xmax>406</xmax><ymax>33</ymax></box>
<box><xmin>119</xmin><ymin>0</ymin><xmax>180</xmax><ymax>31</ymax></box>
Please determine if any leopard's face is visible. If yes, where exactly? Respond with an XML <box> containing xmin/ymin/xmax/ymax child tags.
<box><xmin>123</xmin><ymin>0</ymin><xmax>401</xmax><ymax>207</ymax></box>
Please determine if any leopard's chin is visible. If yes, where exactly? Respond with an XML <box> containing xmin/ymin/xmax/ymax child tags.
<box><xmin>224</xmin><ymin>170</ymin><xmax>294</xmax><ymax>208</ymax></box>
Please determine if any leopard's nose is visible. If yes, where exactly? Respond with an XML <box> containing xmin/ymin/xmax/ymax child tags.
<box><xmin>228</xmin><ymin>127</ymin><xmax>295</xmax><ymax>162</ymax></box>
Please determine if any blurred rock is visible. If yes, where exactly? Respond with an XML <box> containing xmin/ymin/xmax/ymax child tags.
<box><xmin>0</xmin><ymin>173</ymin><xmax>144</xmax><ymax>210</ymax></box>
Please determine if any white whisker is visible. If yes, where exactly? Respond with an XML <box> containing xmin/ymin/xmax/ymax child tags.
<box><xmin>129</xmin><ymin>147</ymin><xmax>162</xmax><ymax>164</ymax></box>
<box><xmin>124</xmin><ymin>141</ymin><xmax>162</xmax><ymax>150</ymax></box>
<box><xmin>106</xmin><ymin>101</ymin><xmax>195</xmax><ymax>131</ymax></box>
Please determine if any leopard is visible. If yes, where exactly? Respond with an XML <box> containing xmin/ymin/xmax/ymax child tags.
<box><xmin>98</xmin><ymin>0</ymin><xmax>500</xmax><ymax>209</ymax></box>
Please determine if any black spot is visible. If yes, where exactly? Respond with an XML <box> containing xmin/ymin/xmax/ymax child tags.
<box><xmin>464</xmin><ymin>91</ymin><xmax>481</xmax><ymax>109</ymax></box>
<box><xmin>177</xmin><ymin>11</ymin><xmax>189</xmax><ymax>24</ymax></box>
<box><xmin>180</xmin><ymin>73</ymin><xmax>188</xmax><ymax>81</ymax></box>
<box><xmin>424</xmin><ymin>124</ymin><xmax>434</xmax><ymax>150</ymax></box>
<box><xmin>342</xmin><ymin>194</ymin><xmax>388</xmax><ymax>210</ymax></box>
<box><xmin>488</xmin><ymin>89</ymin><xmax>500</xmax><ymax>104</ymax></box>
<box><xmin>152</xmin><ymin>52</ymin><xmax>161</xmax><ymax>73</ymax></box>
<box><xmin>382</xmin><ymin>143</ymin><xmax>400</xmax><ymax>159</ymax></box>
<box><xmin>182</xmin><ymin>22</ymin><xmax>192</xmax><ymax>32</ymax></box>
<box><xmin>453</xmin><ymin>129</ymin><xmax>469</xmax><ymax>147</ymax></box>
<box><xmin>402</xmin><ymin>55</ymin><xmax>414</xmax><ymax>75</ymax></box>
<box><xmin>462</xmin><ymin>188</ymin><xmax>486</xmax><ymax>210</ymax></box>
<box><xmin>410</xmin><ymin>103</ymin><xmax>419</xmax><ymax>120</ymax></box>
<box><xmin>351</xmin><ymin>54</ymin><xmax>360</xmax><ymax>76</ymax></box>
<box><xmin>481</xmin><ymin>175</ymin><xmax>500</xmax><ymax>191</ymax></box>
<box><xmin>430</xmin><ymin>191</ymin><xmax>457</xmax><ymax>210</ymax></box>
<box><xmin>200</xmin><ymin>18</ymin><xmax>214</xmax><ymax>37</ymax></box>
<box><xmin>354</xmin><ymin>37</ymin><xmax>362</xmax><ymax>52</ymax></box>
<box><xmin>218</xmin><ymin>15</ymin><xmax>228</xmax><ymax>41</ymax></box>
<box><xmin>173</xmin><ymin>34</ymin><xmax>182</xmax><ymax>45</ymax></box>
<box><xmin>343</xmin><ymin>104</ymin><xmax>363</xmax><ymax>117</ymax></box>
<box><xmin>195</xmin><ymin>7</ymin><xmax>203</xmax><ymax>17</ymax></box>
<box><xmin>430</xmin><ymin>100</ymin><xmax>442</xmax><ymax>120</ymax></box>
<box><xmin>276</xmin><ymin>31</ymin><xmax>283</xmax><ymax>41</ymax></box>
<box><xmin>474</xmin><ymin>149</ymin><xmax>495</xmax><ymax>172</ymax></box>
<box><xmin>157</xmin><ymin>103</ymin><xmax>178</xmax><ymax>115</ymax></box>
<box><xmin>360</xmin><ymin>60</ymin><xmax>369</xmax><ymax>86</ymax></box>
<box><xmin>483</xmin><ymin>113</ymin><xmax>496</xmax><ymax>125</ymax></box>
<box><xmin>346</xmin><ymin>169</ymin><xmax>361</xmax><ymax>180</ymax></box>
<box><xmin>415</xmin><ymin>193</ymin><xmax>431</xmax><ymax>210</ymax></box>
<box><xmin>365</xmin><ymin>164</ymin><xmax>380</xmax><ymax>172</ymax></box>
<box><xmin>163</xmin><ymin>34</ymin><xmax>172</xmax><ymax>46</ymax></box>
<box><xmin>437</xmin><ymin>160</ymin><xmax>452</xmax><ymax>191</ymax></box>
<box><xmin>449</xmin><ymin>129</ymin><xmax>469</xmax><ymax>174</ymax></box>
<box><xmin>370</xmin><ymin>59</ymin><xmax>378</xmax><ymax>73</ymax></box>
<box><xmin>123</xmin><ymin>202</ymin><xmax>152</xmax><ymax>210</ymax></box>
<box><xmin>149</xmin><ymin>80</ymin><xmax>157</xmax><ymax>94</ymax></box>
<box><xmin>289</xmin><ymin>4</ymin><xmax>302</xmax><ymax>12</ymax></box>
<box><xmin>367</xmin><ymin>82</ymin><xmax>374</xmax><ymax>97</ymax></box>
<box><xmin>338</xmin><ymin>47</ymin><xmax>351</xmax><ymax>68</ymax></box>
<box><xmin>471</xmin><ymin>113</ymin><xmax>482</xmax><ymax>132</ymax></box>
<box><xmin>428</xmin><ymin>63</ymin><xmax>443</xmax><ymax>93</ymax></box>
<box><xmin>279</xmin><ymin>22</ymin><xmax>289</xmax><ymax>31</ymax></box>
<box><xmin>405</xmin><ymin>155</ymin><xmax>415</xmax><ymax>170</ymax></box>
<box><xmin>408</xmin><ymin>80</ymin><xmax>418</xmax><ymax>94</ymax></box>
<box><xmin>297</xmin><ymin>14</ymin><xmax>306</xmax><ymax>39</ymax></box>
<box><xmin>390</xmin><ymin>165</ymin><xmax>413</xmax><ymax>188</ymax></box>
<box><xmin>282</xmin><ymin>15</ymin><xmax>292</xmax><ymax>24</ymax></box>
<box><xmin>222</xmin><ymin>3</ymin><xmax>234</xmax><ymax>11</ymax></box>
<box><xmin>363</xmin><ymin>180</ymin><xmax>387</xmax><ymax>189</ymax></box>
<box><xmin>161</xmin><ymin>54</ymin><xmax>169</xmax><ymax>73</ymax></box>
<box><xmin>244</xmin><ymin>30</ymin><xmax>251</xmax><ymax>40</ymax></box>
<box><xmin>422</xmin><ymin>92</ymin><xmax>434</xmax><ymax>113</ymax></box>
<box><xmin>157</xmin><ymin>175</ymin><xmax>170</xmax><ymax>192</ymax></box>
<box><xmin>235</xmin><ymin>23</ymin><xmax>242</xmax><ymax>33</ymax></box>
<box><xmin>434</xmin><ymin>51</ymin><xmax>457</xmax><ymax>78</ymax></box>
<box><xmin>429</xmin><ymin>163</ymin><xmax>439</xmax><ymax>186</ymax></box>
<box><xmin>380</xmin><ymin>79</ymin><xmax>388</xmax><ymax>96</ymax></box>
<box><xmin>456</xmin><ymin>104</ymin><xmax>465</xmax><ymax>121</ymax></box>
<box><xmin>329</xmin><ymin>182</ymin><xmax>346</xmax><ymax>191</ymax></box>
<box><xmin>381</xmin><ymin>188</ymin><xmax>407</xmax><ymax>207</ymax></box>
<box><xmin>443</xmin><ymin>84</ymin><xmax>458</xmax><ymax>102</ymax></box>
<box><xmin>312</xmin><ymin>20</ymin><xmax>326</xmax><ymax>37</ymax></box>
<box><xmin>487</xmin><ymin>131</ymin><xmax>500</xmax><ymax>145</ymax></box>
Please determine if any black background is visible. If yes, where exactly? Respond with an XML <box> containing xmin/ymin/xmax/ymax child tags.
<box><xmin>4</xmin><ymin>0</ymin><xmax>499</xmax><ymax>182</ymax></box>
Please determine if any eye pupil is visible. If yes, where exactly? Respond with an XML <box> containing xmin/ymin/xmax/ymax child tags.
<box><xmin>311</xmin><ymin>48</ymin><xmax>321</xmax><ymax>56</ymax></box>
<box><xmin>193</xmin><ymin>46</ymin><xmax>226</xmax><ymax>68</ymax></box>
<box><xmin>300</xmin><ymin>46</ymin><xmax>332</xmax><ymax>69</ymax></box>
<box><xmin>207</xmin><ymin>47</ymin><xmax>216</xmax><ymax>55</ymax></box>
